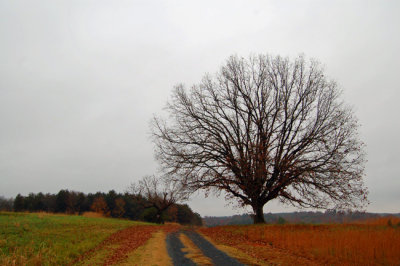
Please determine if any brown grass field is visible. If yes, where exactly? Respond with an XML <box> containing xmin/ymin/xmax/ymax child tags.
<box><xmin>200</xmin><ymin>217</ymin><xmax>400</xmax><ymax>265</ymax></box>
<box><xmin>2</xmin><ymin>212</ymin><xmax>399</xmax><ymax>265</ymax></box>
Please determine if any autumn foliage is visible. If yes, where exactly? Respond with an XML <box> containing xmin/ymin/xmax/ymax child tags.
<box><xmin>91</xmin><ymin>196</ymin><xmax>110</xmax><ymax>216</ymax></box>
<box><xmin>200</xmin><ymin>223</ymin><xmax>400</xmax><ymax>265</ymax></box>
<box><xmin>12</xmin><ymin>190</ymin><xmax>202</xmax><ymax>225</ymax></box>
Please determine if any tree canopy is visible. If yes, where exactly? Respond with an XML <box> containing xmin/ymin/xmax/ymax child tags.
<box><xmin>152</xmin><ymin>54</ymin><xmax>368</xmax><ymax>223</ymax></box>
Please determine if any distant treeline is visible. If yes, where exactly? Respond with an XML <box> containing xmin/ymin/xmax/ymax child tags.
<box><xmin>203</xmin><ymin>211</ymin><xmax>400</xmax><ymax>227</ymax></box>
<box><xmin>0</xmin><ymin>191</ymin><xmax>202</xmax><ymax>225</ymax></box>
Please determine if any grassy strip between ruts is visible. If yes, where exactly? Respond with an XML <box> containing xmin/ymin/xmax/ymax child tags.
<box><xmin>0</xmin><ymin>211</ymin><xmax>151</xmax><ymax>265</ymax></box>
<box><xmin>179</xmin><ymin>232</ymin><xmax>213</xmax><ymax>265</ymax></box>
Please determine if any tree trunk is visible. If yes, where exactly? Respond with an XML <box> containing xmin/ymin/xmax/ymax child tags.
<box><xmin>156</xmin><ymin>212</ymin><xmax>163</xmax><ymax>224</ymax></box>
<box><xmin>252</xmin><ymin>204</ymin><xmax>266</xmax><ymax>224</ymax></box>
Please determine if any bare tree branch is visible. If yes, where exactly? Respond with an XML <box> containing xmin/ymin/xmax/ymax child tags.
<box><xmin>129</xmin><ymin>175</ymin><xmax>189</xmax><ymax>224</ymax></box>
<box><xmin>152</xmin><ymin>54</ymin><xmax>368</xmax><ymax>224</ymax></box>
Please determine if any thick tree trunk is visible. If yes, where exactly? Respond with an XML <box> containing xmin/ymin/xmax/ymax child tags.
<box><xmin>252</xmin><ymin>204</ymin><xmax>266</xmax><ymax>224</ymax></box>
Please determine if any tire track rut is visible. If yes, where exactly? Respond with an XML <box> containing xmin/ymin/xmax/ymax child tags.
<box><xmin>166</xmin><ymin>229</ymin><xmax>244</xmax><ymax>266</ymax></box>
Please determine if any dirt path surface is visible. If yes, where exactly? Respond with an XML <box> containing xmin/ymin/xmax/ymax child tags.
<box><xmin>75</xmin><ymin>224</ymin><xmax>180</xmax><ymax>265</ymax></box>
<box><xmin>120</xmin><ymin>230</ymin><xmax>173</xmax><ymax>265</ymax></box>
<box><xmin>166</xmin><ymin>229</ymin><xmax>244</xmax><ymax>266</ymax></box>
<box><xmin>166</xmin><ymin>231</ymin><xmax>197</xmax><ymax>266</ymax></box>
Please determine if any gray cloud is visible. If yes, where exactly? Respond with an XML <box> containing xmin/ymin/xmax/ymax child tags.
<box><xmin>1</xmin><ymin>0</ymin><xmax>399</xmax><ymax>215</ymax></box>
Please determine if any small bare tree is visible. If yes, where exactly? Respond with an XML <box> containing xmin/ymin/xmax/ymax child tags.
<box><xmin>130</xmin><ymin>175</ymin><xmax>188</xmax><ymax>224</ymax></box>
<box><xmin>152</xmin><ymin>54</ymin><xmax>368</xmax><ymax>224</ymax></box>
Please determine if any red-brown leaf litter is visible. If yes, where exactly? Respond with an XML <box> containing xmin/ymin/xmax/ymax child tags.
<box><xmin>75</xmin><ymin>224</ymin><xmax>180</xmax><ymax>265</ymax></box>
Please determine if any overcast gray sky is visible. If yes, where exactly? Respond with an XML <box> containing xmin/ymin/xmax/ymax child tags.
<box><xmin>1</xmin><ymin>0</ymin><xmax>399</xmax><ymax>216</ymax></box>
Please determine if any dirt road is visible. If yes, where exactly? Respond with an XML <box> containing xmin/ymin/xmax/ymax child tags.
<box><xmin>166</xmin><ymin>229</ymin><xmax>244</xmax><ymax>266</ymax></box>
<box><xmin>77</xmin><ymin>225</ymin><xmax>246</xmax><ymax>265</ymax></box>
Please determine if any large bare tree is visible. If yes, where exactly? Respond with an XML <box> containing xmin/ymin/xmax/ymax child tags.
<box><xmin>152</xmin><ymin>54</ymin><xmax>368</xmax><ymax>223</ymax></box>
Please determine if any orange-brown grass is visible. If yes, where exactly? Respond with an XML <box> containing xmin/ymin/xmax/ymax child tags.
<box><xmin>82</xmin><ymin>211</ymin><xmax>105</xmax><ymax>218</ymax></box>
<box><xmin>200</xmin><ymin>223</ymin><xmax>400</xmax><ymax>265</ymax></box>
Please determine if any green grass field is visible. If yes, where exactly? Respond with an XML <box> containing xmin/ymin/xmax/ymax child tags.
<box><xmin>0</xmin><ymin>212</ymin><xmax>149</xmax><ymax>265</ymax></box>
